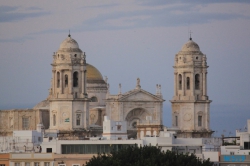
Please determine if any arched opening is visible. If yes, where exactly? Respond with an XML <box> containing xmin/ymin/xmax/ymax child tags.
<box><xmin>90</xmin><ymin>96</ymin><xmax>98</xmax><ymax>102</ymax></box>
<box><xmin>198</xmin><ymin>115</ymin><xmax>202</xmax><ymax>127</ymax></box>
<box><xmin>64</xmin><ymin>74</ymin><xmax>68</xmax><ymax>87</ymax></box>
<box><xmin>175</xmin><ymin>116</ymin><xmax>178</xmax><ymax>127</ymax></box>
<box><xmin>73</xmin><ymin>72</ymin><xmax>78</xmax><ymax>87</ymax></box>
<box><xmin>178</xmin><ymin>74</ymin><xmax>182</xmax><ymax>90</ymax></box>
<box><xmin>195</xmin><ymin>74</ymin><xmax>200</xmax><ymax>90</ymax></box>
<box><xmin>186</xmin><ymin>77</ymin><xmax>190</xmax><ymax>90</ymax></box>
<box><xmin>53</xmin><ymin>114</ymin><xmax>56</xmax><ymax>126</ymax></box>
<box><xmin>76</xmin><ymin>114</ymin><xmax>81</xmax><ymax>126</ymax></box>
<box><xmin>57</xmin><ymin>72</ymin><xmax>60</xmax><ymax>88</ymax></box>
<box><xmin>126</xmin><ymin>108</ymin><xmax>148</xmax><ymax>130</ymax></box>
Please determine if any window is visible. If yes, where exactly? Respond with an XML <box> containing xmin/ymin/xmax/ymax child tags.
<box><xmin>186</xmin><ymin>77</ymin><xmax>190</xmax><ymax>90</ymax></box>
<box><xmin>44</xmin><ymin>163</ymin><xmax>50</xmax><ymax>166</ymax></box>
<box><xmin>73</xmin><ymin>72</ymin><xmax>78</xmax><ymax>87</ymax></box>
<box><xmin>0</xmin><ymin>165</ymin><xmax>6</xmax><ymax>166</ymax></box>
<box><xmin>15</xmin><ymin>163</ymin><xmax>20</xmax><ymax>166</ymax></box>
<box><xmin>34</xmin><ymin>163</ymin><xmax>39</xmax><ymax>166</ymax></box>
<box><xmin>90</xmin><ymin>96</ymin><xmax>98</xmax><ymax>102</ymax></box>
<box><xmin>175</xmin><ymin>116</ymin><xmax>178</xmax><ymax>126</ymax></box>
<box><xmin>46</xmin><ymin>148</ymin><xmax>52</xmax><ymax>153</ymax></box>
<box><xmin>25</xmin><ymin>163</ymin><xmax>30</xmax><ymax>166</ymax></box>
<box><xmin>198</xmin><ymin>116</ymin><xmax>202</xmax><ymax>127</ymax></box>
<box><xmin>117</xmin><ymin>125</ymin><xmax>121</xmax><ymax>131</ymax></box>
<box><xmin>230</xmin><ymin>152</ymin><xmax>235</xmax><ymax>155</ymax></box>
<box><xmin>22</xmin><ymin>117</ymin><xmax>29</xmax><ymax>130</ymax></box>
<box><xmin>72</xmin><ymin>165</ymin><xmax>80</xmax><ymax>166</ymax></box>
<box><xmin>76</xmin><ymin>114</ymin><xmax>81</xmax><ymax>126</ymax></box>
<box><xmin>57</xmin><ymin>72</ymin><xmax>60</xmax><ymax>88</ymax></box>
<box><xmin>178</xmin><ymin>74</ymin><xmax>182</xmax><ymax>90</ymax></box>
<box><xmin>65</xmin><ymin>74</ymin><xmax>68</xmax><ymax>87</ymax></box>
<box><xmin>53</xmin><ymin>114</ymin><xmax>56</xmax><ymax>126</ymax></box>
<box><xmin>244</xmin><ymin>142</ymin><xmax>250</xmax><ymax>149</ymax></box>
<box><xmin>195</xmin><ymin>74</ymin><xmax>200</xmax><ymax>90</ymax></box>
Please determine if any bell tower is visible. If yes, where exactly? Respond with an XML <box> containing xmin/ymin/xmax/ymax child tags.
<box><xmin>170</xmin><ymin>37</ymin><xmax>213</xmax><ymax>138</ymax></box>
<box><xmin>48</xmin><ymin>34</ymin><xmax>89</xmax><ymax>131</ymax></box>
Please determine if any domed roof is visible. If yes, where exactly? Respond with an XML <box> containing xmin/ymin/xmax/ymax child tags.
<box><xmin>181</xmin><ymin>38</ymin><xmax>200</xmax><ymax>52</ymax></box>
<box><xmin>58</xmin><ymin>35</ymin><xmax>82</xmax><ymax>52</ymax></box>
<box><xmin>86</xmin><ymin>63</ymin><xmax>103</xmax><ymax>80</ymax></box>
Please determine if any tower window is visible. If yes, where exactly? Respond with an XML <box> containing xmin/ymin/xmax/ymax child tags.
<box><xmin>73</xmin><ymin>72</ymin><xmax>78</xmax><ymax>87</ymax></box>
<box><xmin>74</xmin><ymin>54</ymin><xmax>77</xmax><ymax>57</ymax></box>
<box><xmin>76</xmin><ymin>114</ymin><xmax>81</xmax><ymax>126</ymax></box>
<box><xmin>186</xmin><ymin>77</ymin><xmax>190</xmax><ymax>90</ymax></box>
<box><xmin>198</xmin><ymin>116</ymin><xmax>202</xmax><ymax>127</ymax></box>
<box><xmin>195</xmin><ymin>74</ymin><xmax>200</xmax><ymax>90</ymax></box>
<box><xmin>53</xmin><ymin>114</ymin><xmax>56</xmax><ymax>126</ymax></box>
<box><xmin>175</xmin><ymin>116</ymin><xmax>178</xmax><ymax>126</ymax></box>
<box><xmin>65</xmin><ymin>75</ymin><xmax>68</xmax><ymax>87</ymax></box>
<box><xmin>57</xmin><ymin>72</ymin><xmax>60</xmax><ymax>88</ymax></box>
<box><xmin>178</xmin><ymin>74</ymin><xmax>182</xmax><ymax>90</ymax></box>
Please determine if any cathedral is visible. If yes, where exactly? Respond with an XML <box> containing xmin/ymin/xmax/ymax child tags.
<box><xmin>0</xmin><ymin>34</ymin><xmax>213</xmax><ymax>138</ymax></box>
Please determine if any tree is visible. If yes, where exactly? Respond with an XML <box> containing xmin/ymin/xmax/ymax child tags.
<box><xmin>85</xmin><ymin>145</ymin><xmax>213</xmax><ymax>166</ymax></box>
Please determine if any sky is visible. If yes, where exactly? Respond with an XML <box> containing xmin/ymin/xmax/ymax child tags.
<box><xmin>0</xmin><ymin>0</ymin><xmax>250</xmax><ymax>137</ymax></box>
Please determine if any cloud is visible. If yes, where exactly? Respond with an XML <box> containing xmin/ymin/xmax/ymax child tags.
<box><xmin>0</xmin><ymin>5</ymin><xmax>50</xmax><ymax>23</ymax></box>
<box><xmin>74</xmin><ymin>3</ymin><xmax>250</xmax><ymax>31</ymax></box>
<box><xmin>136</xmin><ymin>0</ymin><xmax>250</xmax><ymax>6</ymax></box>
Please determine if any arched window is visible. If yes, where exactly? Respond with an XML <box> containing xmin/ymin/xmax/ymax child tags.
<box><xmin>90</xmin><ymin>96</ymin><xmax>98</xmax><ymax>102</ymax></box>
<box><xmin>178</xmin><ymin>74</ymin><xmax>182</xmax><ymax>90</ymax></box>
<box><xmin>198</xmin><ymin>115</ymin><xmax>202</xmax><ymax>127</ymax></box>
<box><xmin>65</xmin><ymin>74</ymin><xmax>68</xmax><ymax>87</ymax></box>
<box><xmin>53</xmin><ymin>114</ymin><xmax>56</xmax><ymax>126</ymax></box>
<box><xmin>186</xmin><ymin>77</ymin><xmax>190</xmax><ymax>90</ymax></box>
<box><xmin>175</xmin><ymin>116</ymin><xmax>178</xmax><ymax>126</ymax></box>
<box><xmin>73</xmin><ymin>72</ymin><xmax>78</xmax><ymax>87</ymax></box>
<box><xmin>195</xmin><ymin>74</ymin><xmax>200</xmax><ymax>90</ymax></box>
<box><xmin>57</xmin><ymin>72</ymin><xmax>60</xmax><ymax>88</ymax></box>
<box><xmin>76</xmin><ymin>114</ymin><xmax>81</xmax><ymax>126</ymax></box>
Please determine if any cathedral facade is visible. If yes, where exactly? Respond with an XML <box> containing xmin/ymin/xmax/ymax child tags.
<box><xmin>0</xmin><ymin>35</ymin><xmax>212</xmax><ymax>138</ymax></box>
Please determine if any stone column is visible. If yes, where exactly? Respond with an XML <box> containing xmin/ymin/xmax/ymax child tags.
<box><xmin>52</xmin><ymin>70</ymin><xmax>56</xmax><ymax>95</ymax></box>
<box><xmin>84</xmin><ymin>70</ymin><xmax>87</xmax><ymax>97</ymax></box>
<box><xmin>60</xmin><ymin>70</ymin><xmax>63</xmax><ymax>94</ymax></box>
<box><xmin>81</xmin><ymin>70</ymin><xmax>84</xmax><ymax>94</ymax></box>
<box><xmin>174</xmin><ymin>72</ymin><xmax>177</xmax><ymax>96</ymax></box>
<box><xmin>190</xmin><ymin>72</ymin><xmax>194</xmax><ymax>96</ymax></box>
<box><xmin>202</xmin><ymin>72</ymin><xmax>206</xmax><ymax>96</ymax></box>
<box><xmin>182</xmin><ymin>72</ymin><xmax>185</xmax><ymax>96</ymax></box>
<box><xmin>69</xmin><ymin>70</ymin><xmax>72</xmax><ymax>94</ymax></box>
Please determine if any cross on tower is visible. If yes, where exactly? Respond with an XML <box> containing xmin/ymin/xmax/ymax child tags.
<box><xmin>189</xmin><ymin>30</ymin><xmax>193</xmax><ymax>40</ymax></box>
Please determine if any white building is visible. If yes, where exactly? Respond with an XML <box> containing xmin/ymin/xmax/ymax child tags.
<box><xmin>220</xmin><ymin>119</ymin><xmax>250</xmax><ymax>166</ymax></box>
<box><xmin>102</xmin><ymin>116</ymin><xmax>128</xmax><ymax>140</ymax></box>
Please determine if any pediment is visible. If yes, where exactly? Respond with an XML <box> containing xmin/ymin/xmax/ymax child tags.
<box><xmin>119</xmin><ymin>89</ymin><xmax>164</xmax><ymax>102</ymax></box>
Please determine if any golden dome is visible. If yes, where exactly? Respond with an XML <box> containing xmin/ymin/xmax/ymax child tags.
<box><xmin>86</xmin><ymin>63</ymin><xmax>103</xmax><ymax>80</ymax></box>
